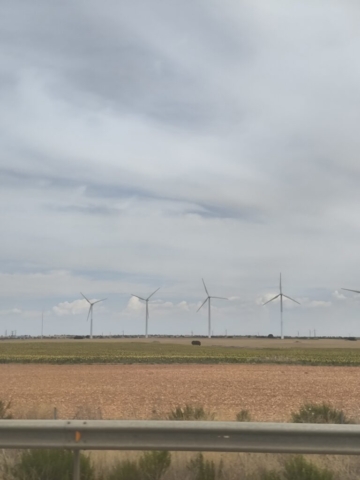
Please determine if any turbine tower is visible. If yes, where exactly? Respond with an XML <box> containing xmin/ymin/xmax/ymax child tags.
<box><xmin>263</xmin><ymin>274</ymin><xmax>300</xmax><ymax>340</ymax></box>
<box><xmin>131</xmin><ymin>288</ymin><xmax>160</xmax><ymax>338</ymax></box>
<box><xmin>80</xmin><ymin>293</ymin><xmax>106</xmax><ymax>339</ymax></box>
<box><xmin>197</xmin><ymin>279</ymin><xmax>227</xmax><ymax>339</ymax></box>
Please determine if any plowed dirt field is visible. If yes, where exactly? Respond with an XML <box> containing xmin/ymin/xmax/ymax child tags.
<box><xmin>2</xmin><ymin>364</ymin><xmax>360</xmax><ymax>421</ymax></box>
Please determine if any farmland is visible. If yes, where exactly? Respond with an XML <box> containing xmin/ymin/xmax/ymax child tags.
<box><xmin>2</xmin><ymin>363</ymin><xmax>360</xmax><ymax>421</ymax></box>
<box><xmin>0</xmin><ymin>338</ymin><xmax>360</xmax><ymax>365</ymax></box>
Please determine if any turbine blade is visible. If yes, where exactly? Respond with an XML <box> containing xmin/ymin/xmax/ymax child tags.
<box><xmin>342</xmin><ymin>288</ymin><xmax>360</xmax><ymax>294</ymax></box>
<box><xmin>263</xmin><ymin>294</ymin><xmax>280</xmax><ymax>306</ymax></box>
<box><xmin>211</xmin><ymin>296</ymin><xmax>228</xmax><ymax>300</ymax></box>
<box><xmin>93</xmin><ymin>298</ymin><xmax>107</xmax><ymax>305</ymax></box>
<box><xmin>197</xmin><ymin>298</ymin><xmax>208</xmax><ymax>312</ymax></box>
<box><xmin>131</xmin><ymin>294</ymin><xmax>146</xmax><ymax>301</ymax></box>
<box><xmin>80</xmin><ymin>292</ymin><xmax>91</xmax><ymax>304</ymax></box>
<box><xmin>202</xmin><ymin>279</ymin><xmax>209</xmax><ymax>296</ymax></box>
<box><xmin>147</xmin><ymin>287</ymin><xmax>160</xmax><ymax>300</ymax></box>
<box><xmin>86</xmin><ymin>306</ymin><xmax>91</xmax><ymax>321</ymax></box>
<box><xmin>282</xmin><ymin>294</ymin><xmax>300</xmax><ymax>305</ymax></box>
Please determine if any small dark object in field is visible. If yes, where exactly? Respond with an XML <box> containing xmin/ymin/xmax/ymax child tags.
<box><xmin>192</xmin><ymin>340</ymin><xmax>201</xmax><ymax>346</ymax></box>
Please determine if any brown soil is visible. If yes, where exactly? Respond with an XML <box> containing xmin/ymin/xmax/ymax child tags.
<box><xmin>2</xmin><ymin>364</ymin><xmax>360</xmax><ymax>421</ymax></box>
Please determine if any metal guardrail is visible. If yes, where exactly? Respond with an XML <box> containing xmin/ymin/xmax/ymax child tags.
<box><xmin>1</xmin><ymin>420</ymin><xmax>360</xmax><ymax>479</ymax></box>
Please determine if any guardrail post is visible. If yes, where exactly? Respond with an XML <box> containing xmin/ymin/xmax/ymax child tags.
<box><xmin>73</xmin><ymin>449</ymin><xmax>80</xmax><ymax>480</ymax></box>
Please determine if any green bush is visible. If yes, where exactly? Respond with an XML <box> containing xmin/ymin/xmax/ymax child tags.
<box><xmin>106</xmin><ymin>459</ymin><xmax>141</xmax><ymax>480</ymax></box>
<box><xmin>12</xmin><ymin>449</ymin><xmax>94</xmax><ymax>480</ymax></box>
<box><xmin>105</xmin><ymin>452</ymin><xmax>170</xmax><ymax>480</ymax></box>
<box><xmin>168</xmin><ymin>405</ymin><xmax>215</xmax><ymax>420</ymax></box>
<box><xmin>291</xmin><ymin>403</ymin><xmax>350</xmax><ymax>424</ymax></box>
<box><xmin>139</xmin><ymin>451</ymin><xmax>171</xmax><ymax>480</ymax></box>
<box><xmin>236</xmin><ymin>409</ymin><xmax>251</xmax><ymax>422</ymax></box>
<box><xmin>0</xmin><ymin>400</ymin><xmax>12</xmax><ymax>419</ymax></box>
<box><xmin>283</xmin><ymin>455</ymin><xmax>334</xmax><ymax>480</ymax></box>
<box><xmin>187</xmin><ymin>453</ymin><xmax>223</xmax><ymax>480</ymax></box>
<box><xmin>259</xmin><ymin>456</ymin><xmax>334</xmax><ymax>480</ymax></box>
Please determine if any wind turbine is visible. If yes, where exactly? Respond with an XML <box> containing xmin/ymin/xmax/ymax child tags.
<box><xmin>197</xmin><ymin>279</ymin><xmax>227</xmax><ymax>339</ymax></box>
<box><xmin>263</xmin><ymin>274</ymin><xmax>300</xmax><ymax>340</ymax></box>
<box><xmin>131</xmin><ymin>288</ymin><xmax>160</xmax><ymax>338</ymax></box>
<box><xmin>80</xmin><ymin>293</ymin><xmax>107</xmax><ymax>339</ymax></box>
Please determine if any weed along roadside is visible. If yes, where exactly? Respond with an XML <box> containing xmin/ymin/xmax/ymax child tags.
<box><xmin>0</xmin><ymin>402</ymin><xmax>357</xmax><ymax>479</ymax></box>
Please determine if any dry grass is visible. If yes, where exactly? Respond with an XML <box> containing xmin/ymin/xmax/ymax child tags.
<box><xmin>85</xmin><ymin>451</ymin><xmax>360</xmax><ymax>480</ymax></box>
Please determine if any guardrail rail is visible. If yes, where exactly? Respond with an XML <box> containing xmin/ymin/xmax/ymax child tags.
<box><xmin>1</xmin><ymin>420</ymin><xmax>360</xmax><ymax>480</ymax></box>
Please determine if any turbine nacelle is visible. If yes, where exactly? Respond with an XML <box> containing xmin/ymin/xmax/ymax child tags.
<box><xmin>131</xmin><ymin>288</ymin><xmax>160</xmax><ymax>338</ymax></box>
<box><xmin>197</xmin><ymin>279</ymin><xmax>228</xmax><ymax>338</ymax></box>
<box><xmin>262</xmin><ymin>274</ymin><xmax>300</xmax><ymax>339</ymax></box>
<box><xmin>80</xmin><ymin>292</ymin><xmax>107</xmax><ymax>339</ymax></box>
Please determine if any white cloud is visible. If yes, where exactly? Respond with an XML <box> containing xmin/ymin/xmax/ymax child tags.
<box><xmin>0</xmin><ymin>308</ymin><xmax>22</xmax><ymax>316</ymax></box>
<box><xmin>53</xmin><ymin>299</ymin><xmax>89</xmax><ymax>316</ymax></box>
<box><xmin>332</xmin><ymin>290</ymin><xmax>347</xmax><ymax>301</ymax></box>
<box><xmin>306</xmin><ymin>300</ymin><xmax>332</xmax><ymax>309</ymax></box>
<box><xmin>177</xmin><ymin>300</ymin><xmax>190</xmax><ymax>311</ymax></box>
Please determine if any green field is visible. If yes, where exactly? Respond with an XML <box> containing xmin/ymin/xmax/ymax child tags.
<box><xmin>0</xmin><ymin>341</ymin><xmax>360</xmax><ymax>365</ymax></box>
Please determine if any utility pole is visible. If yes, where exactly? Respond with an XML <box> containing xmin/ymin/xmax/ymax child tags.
<box><xmin>41</xmin><ymin>310</ymin><xmax>44</xmax><ymax>339</ymax></box>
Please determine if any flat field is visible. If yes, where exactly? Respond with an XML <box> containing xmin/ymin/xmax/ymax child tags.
<box><xmin>1</xmin><ymin>340</ymin><xmax>359</xmax><ymax>422</ymax></box>
<box><xmin>1</xmin><ymin>337</ymin><xmax>360</xmax><ymax>365</ymax></box>
<box><xmin>2</xmin><ymin>363</ymin><xmax>360</xmax><ymax>421</ymax></box>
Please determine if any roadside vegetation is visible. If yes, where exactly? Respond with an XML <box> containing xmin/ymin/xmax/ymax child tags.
<box><xmin>291</xmin><ymin>403</ymin><xmax>352</xmax><ymax>424</ymax></box>
<box><xmin>167</xmin><ymin>405</ymin><xmax>216</xmax><ymax>421</ymax></box>
<box><xmin>0</xmin><ymin>450</ymin><xmax>347</xmax><ymax>480</ymax></box>
<box><xmin>1</xmin><ymin>341</ymin><xmax>360</xmax><ymax>366</ymax></box>
<box><xmin>0</xmin><ymin>400</ymin><xmax>358</xmax><ymax>479</ymax></box>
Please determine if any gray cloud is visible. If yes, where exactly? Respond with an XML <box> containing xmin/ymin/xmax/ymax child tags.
<box><xmin>1</xmin><ymin>0</ymin><xmax>360</xmax><ymax>336</ymax></box>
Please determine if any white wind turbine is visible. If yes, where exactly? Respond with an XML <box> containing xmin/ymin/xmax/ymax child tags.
<box><xmin>80</xmin><ymin>293</ymin><xmax>107</xmax><ymax>339</ymax></box>
<box><xmin>197</xmin><ymin>279</ymin><xmax>228</xmax><ymax>339</ymax></box>
<box><xmin>263</xmin><ymin>274</ymin><xmax>300</xmax><ymax>340</ymax></box>
<box><xmin>131</xmin><ymin>288</ymin><xmax>160</xmax><ymax>338</ymax></box>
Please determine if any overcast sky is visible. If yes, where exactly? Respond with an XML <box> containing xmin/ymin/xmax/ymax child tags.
<box><xmin>1</xmin><ymin>0</ymin><xmax>360</xmax><ymax>337</ymax></box>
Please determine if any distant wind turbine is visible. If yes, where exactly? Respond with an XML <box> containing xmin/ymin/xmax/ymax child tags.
<box><xmin>263</xmin><ymin>274</ymin><xmax>300</xmax><ymax>340</ymax></box>
<box><xmin>80</xmin><ymin>293</ymin><xmax>107</xmax><ymax>339</ymax></box>
<box><xmin>197</xmin><ymin>279</ymin><xmax>227</xmax><ymax>339</ymax></box>
<box><xmin>131</xmin><ymin>288</ymin><xmax>160</xmax><ymax>338</ymax></box>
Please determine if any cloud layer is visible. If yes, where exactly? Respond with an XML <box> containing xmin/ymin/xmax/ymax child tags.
<box><xmin>1</xmin><ymin>0</ymin><xmax>360</xmax><ymax>336</ymax></box>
